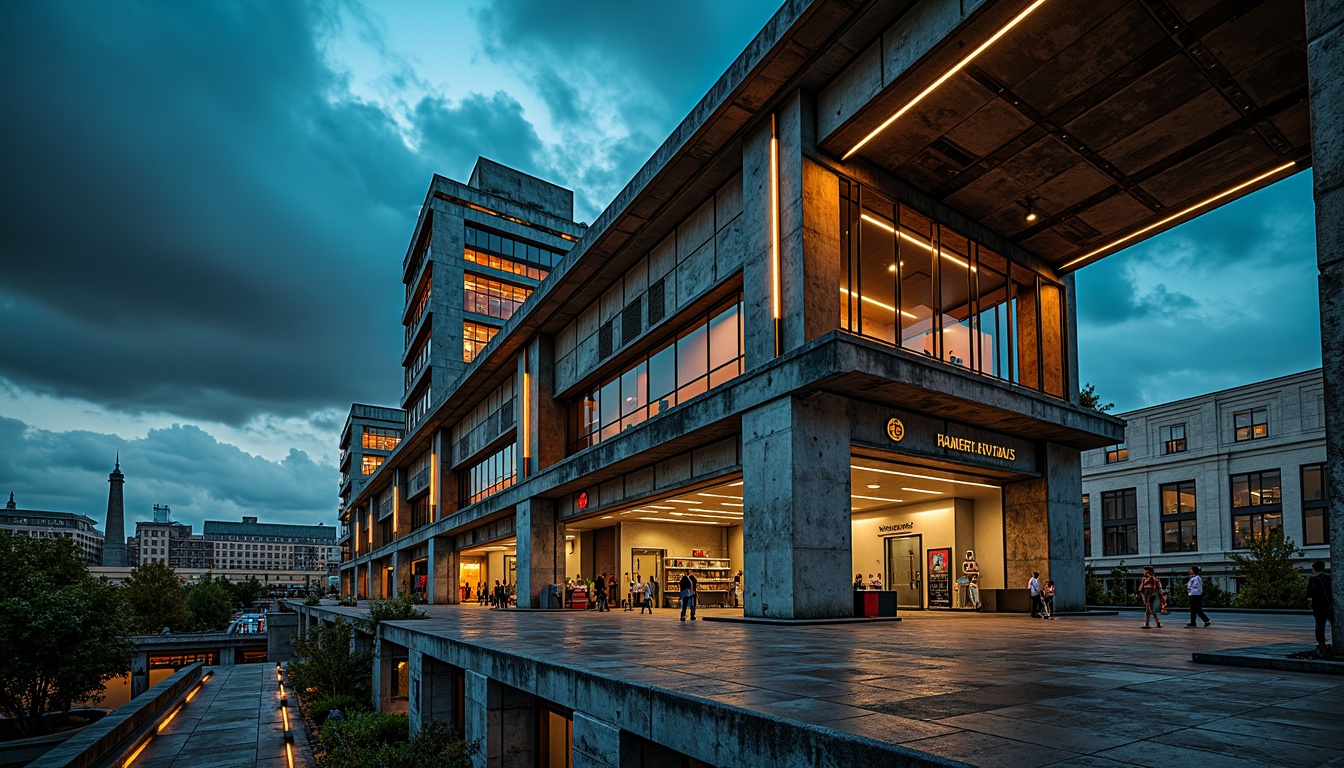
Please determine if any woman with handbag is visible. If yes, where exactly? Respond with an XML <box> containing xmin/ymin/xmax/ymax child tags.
<box><xmin>1138</xmin><ymin>567</ymin><xmax>1163</xmax><ymax>628</ymax></box>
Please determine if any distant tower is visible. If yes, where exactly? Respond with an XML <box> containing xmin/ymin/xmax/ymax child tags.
<box><xmin>5</xmin><ymin>492</ymin><xmax>14</xmax><ymax>510</ymax></box>
<box><xmin>102</xmin><ymin>454</ymin><xmax>127</xmax><ymax>567</ymax></box>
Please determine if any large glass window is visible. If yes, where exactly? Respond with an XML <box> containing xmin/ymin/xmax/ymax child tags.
<box><xmin>1160</xmin><ymin>424</ymin><xmax>1187</xmax><ymax>454</ymax></box>
<box><xmin>462</xmin><ymin>443</ymin><xmax>516</xmax><ymax>506</ymax></box>
<box><xmin>360</xmin><ymin>456</ymin><xmax>384</xmax><ymax>476</ymax></box>
<box><xmin>839</xmin><ymin>179</ymin><xmax>1067</xmax><ymax>398</ymax></box>
<box><xmin>1082</xmin><ymin>493</ymin><xmax>1091</xmax><ymax>558</ymax></box>
<box><xmin>1231</xmin><ymin>469</ymin><xmax>1282</xmax><ymax>548</ymax></box>
<box><xmin>363</xmin><ymin>427</ymin><xmax>401</xmax><ymax>452</ymax></box>
<box><xmin>1101</xmin><ymin>488</ymin><xmax>1137</xmax><ymax>556</ymax></box>
<box><xmin>1160</xmin><ymin>481</ymin><xmax>1197</xmax><ymax>552</ymax></box>
<box><xmin>1105</xmin><ymin>443</ymin><xmax>1128</xmax><ymax>464</ymax></box>
<box><xmin>568</xmin><ymin>297</ymin><xmax>743</xmax><ymax>453</ymax></box>
<box><xmin>1234</xmin><ymin>408</ymin><xmax>1268</xmax><ymax>441</ymax></box>
<box><xmin>464</xmin><ymin>321</ymin><xmax>500</xmax><ymax>363</ymax></box>
<box><xmin>464</xmin><ymin>274</ymin><xmax>532</xmax><ymax>321</ymax></box>
<box><xmin>464</xmin><ymin>223</ymin><xmax>562</xmax><ymax>275</ymax></box>
<box><xmin>1302</xmin><ymin>463</ymin><xmax>1330</xmax><ymax>546</ymax></box>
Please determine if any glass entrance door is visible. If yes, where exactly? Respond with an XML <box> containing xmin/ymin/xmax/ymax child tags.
<box><xmin>631</xmin><ymin>548</ymin><xmax>664</xmax><ymax>608</ymax></box>
<box><xmin>885</xmin><ymin>535</ymin><xmax>923</xmax><ymax>609</ymax></box>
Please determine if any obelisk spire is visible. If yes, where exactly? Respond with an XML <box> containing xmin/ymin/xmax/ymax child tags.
<box><xmin>102</xmin><ymin>456</ymin><xmax>127</xmax><ymax>567</ymax></box>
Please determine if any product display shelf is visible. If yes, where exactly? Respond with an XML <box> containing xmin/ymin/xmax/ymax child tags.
<box><xmin>664</xmin><ymin>556</ymin><xmax>736</xmax><ymax>608</ymax></box>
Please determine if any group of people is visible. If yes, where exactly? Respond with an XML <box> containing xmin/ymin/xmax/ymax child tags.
<box><xmin>471</xmin><ymin>580</ymin><xmax>512</xmax><ymax>608</ymax></box>
<box><xmin>580</xmin><ymin>572</ymin><xmax>657</xmax><ymax>613</ymax></box>
<box><xmin>1027</xmin><ymin>572</ymin><xmax>1057</xmax><ymax>619</ymax></box>
<box><xmin>852</xmin><ymin>573</ymin><xmax>884</xmax><ymax>590</ymax></box>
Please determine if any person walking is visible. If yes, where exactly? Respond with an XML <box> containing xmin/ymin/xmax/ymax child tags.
<box><xmin>679</xmin><ymin>571</ymin><xmax>698</xmax><ymax>621</ymax></box>
<box><xmin>1042</xmin><ymin>580</ymin><xmax>1057</xmax><ymax>619</ymax></box>
<box><xmin>640</xmin><ymin>577</ymin><xmax>654</xmax><ymax>614</ymax></box>
<box><xmin>1139</xmin><ymin>567</ymin><xmax>1162</xmax><ymax>628</ymax></box>
<box><xmin>595</xmin><ymin>572</ymin><xmax>609</xmax><ymax>611</ymax></box>
<box><xmin>1307</xmin><ymin>560</ymin><xmax>1333</xmax><ymax>654</ymax></box>
<box><xmin>608</xmin><ymin>572</ymin><xmax>619</xmax><ymax>610</ymax></box>
<box><xmin>1028</xmin><ymin>572</ymin><xmax>1043</xmax><ymax>618</ymax></box>
<box><xmin>1186</xmin><ymin>565</ymin><xmax>1212</xmax><ymax>627</ymax></box>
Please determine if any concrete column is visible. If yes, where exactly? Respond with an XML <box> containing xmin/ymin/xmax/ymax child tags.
<box><xmin>525</xmin><ymin>336</ymin><xmax>566</xmax><ymax>473</ymax></box>
<box><xmin>742</xmin><ymin>393</ymin><xmax>852</xmax><ymax>619</ymax></box>
<box><xmin>393</xmin><ymin>550</ymin><xmax>410</xmax><ymax>597</ymax></box>
<box><xmin>373</xmin><ymin>637</ymin><xmax>395</xmax><ymax>713</ymax></box>
<box><xmin>516</xmin><ymin>498</ymin><xmax>560</xmax><ymax>608</ymax></box>
<box><xmin>1003</xmin><ymin>443</ymin><xmax>1084</xmax><ymax>612</ymax></box>
<box><xmin>741</xmin><ymin>90</ymin><xmax>840</xmax><ymax>371</ymax></box>
<box><xmin>1306</xmin><ymin>0</ymin><xmax>1344</xmax><ymax>650</ymax></box>
<box><xmin>465</xmin><ymin>671</ymin><xmax>535</xmax><ymax>768</ymax></box>
<box><xmin>130</xmin><ymin>651</ymin><xmax>149</xmax><ymax>698</ymax></box>
<box><xmin>572</xmin><ymin>712</ymin><xmax>640</xmax><ymax>768</ymax></box>
<box><xmin>1063</xmin><ymin>273</ymin><xmax>1080</xmax><ymax>404</ymax></box>
<box><xmin>409</xmin><ymin>651</ymin><xmax>458</xmax><ymax>737</ymax></box>
<box><xmin>427</xmin><ymin>536</ymin><xmax>458</xmax><ymax>605</ymax></box>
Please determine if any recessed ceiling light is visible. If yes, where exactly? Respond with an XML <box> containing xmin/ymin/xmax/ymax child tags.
<box><xmin>852</xmin><ymin>465</ymin><xmax>998</xmax><ymax>489</ymax></box>
<box><xmin>867</xmin><ymin>484</ymin><xmax>881</xmax><ymax>489</ymax></box>
<box><xmin>639</xmin><ymin>517</ymin><xmax>717</xmax><ymax>525</ymax></box>
<box><xmin>901</xmin><ymin>487</ymin><xmax>943</xmax><ymax>495</ymax></box>
<box><xmin>851</xmin><ymin>494</ymin><xmax>905</xmax><ymax>504</ymax></box>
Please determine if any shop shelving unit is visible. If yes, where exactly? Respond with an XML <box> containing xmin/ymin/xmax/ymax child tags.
<box><xmin>663</xmin><ymin>556</ymin><xmax>734</xmax><ymax>608</ymax></box>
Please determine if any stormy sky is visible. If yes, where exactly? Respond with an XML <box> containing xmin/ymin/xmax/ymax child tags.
<box><xmin>0</xmin><ymin>1</ymin><xmax>1322</xmax><ymax>533</ymax></box>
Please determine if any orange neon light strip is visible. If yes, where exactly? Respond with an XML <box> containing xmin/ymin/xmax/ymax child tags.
<box><xmin>156</xmin><ymin>705</ymin><xmax>183</xmax><ymax>733</ymax></box>
<box><xmin>844</xmin><ymin>0</ymin><xmax>1048</xmax><ymax>160</ymax></box>
<box><xmin>123</xmin><ymin>739</ymin><xmax>150</xmax><ymax>768</ymax></box>
<box><xmin>1061</xmin><ymin>161</ymin><xmax>1298</xmax><ymax>270</ymax></box>
<box><xmin>770</xmin><ymin>114</ymin><xmax>781</xmax><ymax>324</ymax></box>
<box><xmin>285</xmin><ymin>741</ymin><xmax>295</xmax><ymax>768</ymax></box>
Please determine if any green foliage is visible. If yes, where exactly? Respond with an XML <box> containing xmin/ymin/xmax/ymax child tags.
<box><xmin>228</xmin><ymin>576</ymin><xmax>265</xmax><ymax>609</ymax></box>
<box><xmin>305</xmin><ymin>593</ymin><xmax>323</xmax><ymax>606</ymax></box>
<box><xmin>1084</xmin><ymin>565</ymin><xmax>1105</xmax><ymax>605</ymax></box>
<box><xmin>122</xmin><ymin>562</ymin><xmax>193</xmax><ymax>634</ymax></box>
<box><xmin>1078</xmin><ymin>383</ymin><xmax>1115</xmax><ymax>413</ymax></box>
<box><xmin>363</xmin><ymin>595</ymin><xmax>427</xmax><ymax>630</ymax></box>
<box><xmin>305</xmin><ymin>694</ymin><xmax>370</xmax><ymax>728</ymax></box>
<box><xmin>1104</xmin><ymin>562</ymin><xmax>1139</xmax><ymax>606</ymax></box>
<box><xmin>1167</xmin><ymin>576</ymin><xmax>1233</xmax><ymax>609</ymax></box>
<box><xmin>317</xmin><ymin>713</ymin><xmax>477</xmax><ymax>768</ymax></box>
<box><xmin>186</xmin><ymin>579</ymin><xmax>236</xmax><ymax>631</ymax></box>
<box><xmin>0</xmin><ymin>532</ymin><xmax>133</xmax><ymax>735</ymax></box>
<box><xmin>1230</xmin><ymin>527</ymin><xmax>1308</xmax><ymax>608</ymax></box>
<box><xmin>289</xmin><ymin>618</ymin><xmax>371</xmax><ymax>704</ymax></box>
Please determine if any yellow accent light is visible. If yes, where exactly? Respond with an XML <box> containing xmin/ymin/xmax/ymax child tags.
<box><xmin>860</xmin><ymin>213</ymin><xmax>972</xmax><ymax>270</ymax></box>
<box><xmin>1061</xmin><ymin>161</ymin><xmax>1298</xmax><ymax>270</ymax></box>
<box><xmin>770</xmin><ymin>114</ymin><xmax>782</xmax><ymax>354</ymax></box>
<box><xmin>156</xmin><ymin>705</ymin><xmax>183</xmax><ymax>733</ymax></box>
<box><xmin>522</xmin><ymin>370</ymin><xmax>531</xmax><ymax>472</ymax></box>
<box><xmin>286</xmin><ymin>741</ymin><xmax>296</xmax><ymax>768</ymax></box>
<box><xmin>185</xmin><ymin>683</ymin><xmax>204</xmax><ymax>702</ymax></box>
<box><xmin>843</xmin><ymin>0</ymin><xmax>1049</xmax><ymax>160</ymax></box>
<box><xmin>840</xmin><ymin>288</ymin><xmax>918</xmax><ymax>320</ymax></box>
<box><xmin>123</xmin><ymin>739</ymin><xmax>151</xmax><ymax>768</ymax></box>
<box><xmin>282</xmin><ymin>704</ymin><xmax>291</xmax><ymax>732</ymax></box>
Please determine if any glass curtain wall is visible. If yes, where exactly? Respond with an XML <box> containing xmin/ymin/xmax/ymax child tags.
<box><xmin>840</xmin><ymin>179</ymin><xmax>1067</xmax><ymax>399</ymax></box>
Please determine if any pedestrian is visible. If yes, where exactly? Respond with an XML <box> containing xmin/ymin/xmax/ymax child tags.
<box><xmin>732</xmin><ymin>571</ymin><xmax>742</xmax><ymax>608</ymax></box>
<box><xmin>1043</xmin><ymin>579</ymin><xmax>1057</xmax><ymax>619</ymax></box>
<box><xmin>1028</xmin><ymin>571</ymin><xmax>1043</xmax><ymax>618</ymax></box>
<box><xmin>627</xmin><ymin>573</ymin><xmax>639</xmax><ymax>611</ymax></box>
<box><xmin>596</xmin><ymin>572</ymin><xmax>609</xmax><ymax>611</ymax></box>
<box><xmin>1307</xmin><ymin>560</ymin><xmax>1333</xmax><ymax>654</ymax></box>
<box><xmin>640</xmin><ymin>577</ymin><xmax>654</xmax><ymax>614</ymax></box>
<box><xmin>854</xmin><ymin>573</ymin><xmax>866</xmax><ymax>590</ymax></box>
<box><xmin>1139</xmin><ymin>567</ymin><xmax>1162</xmax><ymax>628</ymax></box>
<box><xmin>870</xmin><ymin>573</ymin><xmax>883</xmax><ymax>590</ymax></box>
<box><xmin>1186</xmin><ymin>565</ymin><xmax>1211</xmax><ymax>627</ymax></box>
<box><xmin>608</xmin><ymin>572</ymin><xmax>619</xmax><ymax>609</ymax></box>
<box><xmin>679</xmin><ymin>571</ymin><xmax>698</xmax><ymax>621</ymax></box>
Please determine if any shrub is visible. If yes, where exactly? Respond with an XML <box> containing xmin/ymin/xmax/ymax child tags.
<box><xmin>305</xmin><ymin>693</ymin><xmax>370</xmax><ymax>728</ymax></box>
<box><xmin>364</xmin><ymin>595</ymin><xmax>427</xmax><ymax>630</ymax></box>
<box><xmin>1084</xmin><ymin>565</ymin><xmax>1105</xmax><ymax>605</ymax></box>
<box><xmin>317</xmin><ymin>713</ymin><xmax>477</xmax><ymax>768</ymax></box>
<box><xmin>1231</xmin><ymin>528</ymin><xmax>1308</xmax><ymax>608</ymax></box>
<box><xmin>289</xmin><ymin>618</ymin><xmax>372</xmax><ymax>703</ymax></box>
<box><xmin>304</xmin><ymin>593</ymin><xmax>322</xmax><ymax>606</ymax></box>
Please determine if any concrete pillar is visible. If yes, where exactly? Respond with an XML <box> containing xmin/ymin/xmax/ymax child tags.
<box><xmin>393</xmin><ymin>550</ymin><xmax>410</xmax><ymax>598</ymax></box>
<box><xmin>741</xmin><ymin>90</ymin><xmax>839</xmax><ymax>371</ymax></box>
<box><xmin>516</xmin><ymin>498</ymin><xmax>560</xmax><ymax>608</ymax></box>
<box><xmin>742</xmin><ymin>393</ymin><xmax>852</xmax><ymax>619</ymax></box>
<box><xmin>409</xmin><ymin>651</ymin><xmax>459</xmax><ymax>737</ymax></box>
<box><xmin>523</xmin><ymin>336</ymin><xmax>566</xmax><ymax>474</ymax></box>
<box><xmin>427</xmin><ymin>536</ymin><xmax>458</xmax><ymax>605</ymax></box>
<box><xmin>266</xmin><ymin>610</ymin><xmax>298</xmax><ymax>663</ymax></box>
<box><xmin>373</xmin><ymin>637</ymin><xmax>395</xmax><ymax>713</ymax></box>
<box><xmin>130</xmin><ymin>651</ymin><xmax>149</xmax><ymax>698</ymax></box>
<box><xmin>1003</xmin><ymin>443</ymin><xmax>1084</xmax><ymax>612</ymax></box>
<box><xmin>465</xmin><ymin>671</ymin><xmax>535</xmax><ymax>768</ymax></box>
<box><xmin>572</xmin><ymin>712</ymin><xmax>642</xmax><ymax>768</ymax></box>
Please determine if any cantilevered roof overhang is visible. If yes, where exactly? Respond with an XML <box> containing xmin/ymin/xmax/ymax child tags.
<box><xmin>819</xmin><ymin>0</ymin><xmax>1310</xmax><ymax>272</ymax></box>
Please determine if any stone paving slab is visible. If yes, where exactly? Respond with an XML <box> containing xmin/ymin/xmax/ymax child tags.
<box><xmin>1193</xmin><ymin>642</ymin><xmax>1344</xmax><ymax>675</ymax></box>
<box><xmin>305</xmin><ymin>602</ymin><xmax>1342</xmax><ymax>767</ymax></box>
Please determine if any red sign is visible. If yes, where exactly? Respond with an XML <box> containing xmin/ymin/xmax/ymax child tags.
<box><xmin>578</xmin><ymin>492</ymin><xmax>588</xmax><ymax>510</ymax></box>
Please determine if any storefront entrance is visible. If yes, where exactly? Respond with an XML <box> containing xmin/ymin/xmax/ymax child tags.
<box><xmin>884</xmin><ymin>534</ymin><xmax>923</xmax><ymax>610</ymax></box>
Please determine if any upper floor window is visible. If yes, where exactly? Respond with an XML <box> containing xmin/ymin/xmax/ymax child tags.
<box><xmin>462</xmin><ymin>443</ymin><xmax>516</xmax><ymax>506</ymax></box>
<box><xmin>1105</xmin><ymin>443</ymin><xmax>1128</xmax><ymax>464</ymax></box>
<box><xmin>568</xmin><ymin>296</ymin><xmax>743</xmax><ymax>454</ymax></box>
<box><xmin>1302</xmin><ymin>463</ymin><xmax>1330</xmax><ymax>546</ymax></box>
<box><xmin>1160</xmin><ymin>424</ymin><xmax>1187</xmax><ymax>454</ymax></box>
<box><xmin>1100</xmin><ymin>488</ymin><xmax>1137</xmax><ymax>556</ymax></box>
<box><xmin>1234</xmin><ymin>408</ymin><xmax>1268</xmax><ymax>441</ymax></box>
<box><xmin>360</xmin><ymin>456</ymin><xmax>384</xmax><ymax>476</ymax></box>
<box><xmin>464</xmin><ymin>274</ymin><xmax>532</xmax><ymax>321</ymax></box>
<box><xmin>1160</xmin><ymin>480</ymin><xmax>1197</xmax><ymax>553</ymax></box>
<box><xmin>839</xmin><ymin>179</ymin><xmax>1067</xmax><ymax>399</ymax></box>
<box><xmin>464</xmin><ymin>320</ymin><xmax>500</xmax><ymax>364</ymax></box>
<box><xmin>1230</xmin><ymin>469</ymin><xmax>1282</xmax><ymax>548</ymax></box>
<box><xmin>363</xmin><ymin>427</ymin><xmax>401</xmax><ymax>452</ymax></box>
<box><xmin>464</xmin><ymin>223</ymin><xmax>562</xmax><ymax>276</ymax></box>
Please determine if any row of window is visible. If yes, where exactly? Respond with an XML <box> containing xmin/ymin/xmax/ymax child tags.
<box><xmin>363</xmin><ymin>426</ymin><xmax>401</xmax><ymax>452</ymax></box>
<box><xmin>462</xmin><ymin>443</ymin><xmax>516</xmax><ymax>506</ymax></box>
<box><xmin>465</xmin><ymin>223</ymin><xmax>564</xmax><ymax>270</ymax></box>
<box><xmin>464</xmin><ymin>320</ymin><xmax>500</xmax><ymax>363</ymax></box>
<box><xmin>1085</xmin><ymin>463</ymin><xmax>1330</xmax><ymax>556</ymax></box>
<box><xmin>1103</xmin><ymin>408</ymin><xmax>1274</xmax><ymax>464</ymax></box>
<box><xmin>464</xmin><ymin>273</ymin><xmax>532</xmax><ymax>321</ymax></box>
<box><xmin>567</xmin><ymin>298</ymin><xmax>744</xmax><ymax>453</ymax></box>
<box><xmin>839</xmin><ymin>179</ymin><xmax>1067</xmax><ymax>399</ymax></box>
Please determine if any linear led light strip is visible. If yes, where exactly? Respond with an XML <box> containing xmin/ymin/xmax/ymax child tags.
<box><xmin>840</xmin><ymin>288</ymin><xmax>918</xmax><ymax>320</ymax></box>
<box><xmin>852</xmin><ymin>494</ymin><xmax>906</xmax><ymax>504</ymax></box>
<box><xmin>860</xmin><ymin>214</ymin><xmax>975</xmax><ymax>271</ymax></box>
<box><xmin>843</xmin><ymin>0</ymin><xmax>1049</xmax><ymax>160</ymax></box>
<box><xmin>640</xmin><ymin>516</ymin><xmax>719</xmax><ymax>525</ymax></box>
<box><xmin>852</xmin><ymin>464</ymin><xmax>999</xmax><ymax>488</ymax></box>
<box><xmin>770</xmin><ymin>113</ymin><xmax>782</xmax><ymax>356</ymax></box>
<box><xmin>1060</xmin><ymin>161</ymin><xmax>1298</xmax><ymax>270</ymax></box>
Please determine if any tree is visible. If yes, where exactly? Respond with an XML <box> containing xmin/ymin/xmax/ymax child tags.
<box><xmin>228</xmin><ymin>576</ymin><xmax>264</xmax><ymax>609</ymax></box>
<box><xmin>1230</xmin><ymin>527</ymin><xmax>1307</xmax><ymax>608</ymax></box>
<box><xmin>1079</xmin><ymin>383</ymin><xmax>1115</xmax><ymax>413</ymax></box>
<box><xmin>289</xmin><ymin>618</ymin><xmax>372</xmax><ymax>704</ymax></box>
<box><xmin>122</xmin><ymin>563</ymin><xmax>192</xmax><ymax>634</ymax></box>
<box><xmin>187</xmin><ymin>579</ymin><xmax>235</xmax><ymax>632</ymax></box>
<box><xmin>0</xmin><ymin>532</ymin><xmax>133</xmax><ymax>735</ymax></box>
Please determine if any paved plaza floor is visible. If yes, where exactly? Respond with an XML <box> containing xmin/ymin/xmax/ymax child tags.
<box><xmin>335</xmin><ymin>603</ymin><xmax>1343</xmax><ymax>767</ymax></box>
<box><xmin>132</xmin><ymin>663</ymin><xmax>306</xmax><ymax>768</ymax></box>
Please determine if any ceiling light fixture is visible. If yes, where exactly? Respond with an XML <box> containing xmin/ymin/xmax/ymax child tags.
<box><xmin>867</xmin><ymin>484</ymin><xmax>881</xmax><ymax>489</ymax></box>
<box><xmin>697</xmin><ymin>492</ymin><xmax>740</xmax><ymax>499</ymax></box>
<box><xmin>851</xmin><ymin>494</ymin><xmax>906</xmax><ymax>504</ymax></box>
<box><xmin>1061</xmin><ymin>160</ymin><xmax>1297</xmax><ymax>271</ymax></box>
<box><xmin>861</xmin><ymin>213</ymin><xmax>974</xmax><ymax>271</ymax></box>
<box><xmin>840</xmin><ymin>288</ymin><xmax>918</xmax><ymax>320</ymax></box>
<box><xmin>639</xmin><ymin>517</ymin><xmax>719</xmax><ymax>525</ymax></box>
<box><xmin>901</xmin><ymin>487</ymin><xmax>944</xmax><ymax>495</ymax></box>
<box><xmin>843</xmin><ymin>0</ymin><xmax>1049</xmax><ymax>160</ymax></box>
<box><xmin>853</xmin><ymin>464</ymin><xmax>999</xmax><ymax>488</ymax></box>
<box><xmin>1024</xmin><ymin>198</ymin><xmax>1038</xmax><ymax>223</ymax></box>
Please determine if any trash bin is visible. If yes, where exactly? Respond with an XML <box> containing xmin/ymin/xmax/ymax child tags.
<box><xmin>546</xmin><ymin>584</ymin><xmax>563</xmax><ymax>609</ymax></box>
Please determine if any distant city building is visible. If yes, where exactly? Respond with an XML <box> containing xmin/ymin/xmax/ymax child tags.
<box><xmin>126</xmin><ymin>508</ymin><xmax>339</xmax><ymax>577</ymax></box>
<box><xmin>0</xmin><ymin>491</ymin><xmax>105</xmax><ymax>565</ymax></box>
<box><xmin>128</xmin><ymin>506</ymin><xmax>210</xmax><ymax>569</ymax></box>
<box><xmin>1083</xmin><ymin>369</ymin><xmax>1329</xmax><ymax>591</ymax></box>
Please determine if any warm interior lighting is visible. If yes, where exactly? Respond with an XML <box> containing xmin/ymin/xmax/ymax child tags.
<box><xmin>860</xmin><ymin>213</ymin><xmax>973</xmax><ymax>270</ymax></box>
<box><xmin>851</xmin><ymin>494</ymin><xmax>906</xmax><ymax>504</ymax></box>
<box><xmin>123</xmin><ymin>739</ymin><xmax>150</xmax><ymax>768</ymax></box>
<box><xmin>1062</xmin><ymin>161</ymin><xmax>1298</xmax><ymax>270</ymax></box>
<box><xmin>697</xmin><ymin>492</ymin><xmax>739</xmax><ymax>499</ymax></box>
<box><xmin>843</xmin><ymin>0</ymin><xmax>1049</xmax><ymax>160</ymax></box>
<box><xmin>639</xmin><ymin>516</ymin><xmax>719</xmax><ymax>525</ymax></box>
<box><xmin>840</xmin><ymin>288</ymin><xmax>918</xmax><ymax>320</ymax></box>
<box><xmin>901</xmin><ymin>487</ymin><xmax>944</xmax><ymax>495</ymax></box>
<box><xmin>1024</xmin><ymin>198</ymin><xmax>1038</xmax><ymax>223</ymax></box>
<box><xmin>770</xmin><ymin>114</ymin><xmax>782</xmax><ymax>342</ymax></box>
<box><xmin>854</xmin><ymin>464</ymin><xmax>999</xmax><ymax>488</ymax></box>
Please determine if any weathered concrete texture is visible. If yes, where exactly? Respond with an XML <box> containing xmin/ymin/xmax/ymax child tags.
<box><xmin>515</xmin><ymin>497</ymin><xmax>559</xmax><ymax>609</ymax></box>
<box><xmin>468</xmin><ymin>157</ymin><xmax>574</xmax><ymax>222</ymax></box>
<box><xmin>427</xmin><ymin>535</ymin><xmax>455</xmax><ymax>605</ymax></box>
<box><xmin>466</xmin><ymin>670</ymin><xmax>535</xmax><ymax>768</ymax></box>
<box><xmin>1003</xmin><ymin>442</ymin><xmax>1083</xmax><ymax>611</ymax></box>
<box><xmin>265</xmin><ymin>610</ymin><xmax>297</xmax><ymax>663</ymax></box>
<box><xmin>743</xmin><ymin>393</ymin><xmax>853</xmax><ymax>619</ymax></box>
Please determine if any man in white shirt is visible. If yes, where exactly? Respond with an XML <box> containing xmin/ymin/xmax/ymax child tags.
<box><xmin>1186</xmin><ymin>565</ymin><xmax>1212</xmax><ymax>627</ymax></box>
<box><xmin>1028</xmin><ymin>572</ymin><xmax>1043</xmax><ymax>618</ymax></box>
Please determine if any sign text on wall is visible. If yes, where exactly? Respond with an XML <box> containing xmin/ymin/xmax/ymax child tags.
<box><xmin>936</xmin><ymin>433</ymin><xmax>1017</xmax><ymax>461</ymax></box>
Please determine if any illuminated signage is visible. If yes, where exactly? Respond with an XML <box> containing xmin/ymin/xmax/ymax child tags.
<box><xmin>886</xmin><ymin>418</ymin><xmax>905</xmax><ymax>442</ymax></box>
<box><xmin>578</xmin><ymin>492</ymin><xmax>589</xmax><ymax>510</ymax></box>
<box><xmin>936</xmin><ymin>433</ymin><xmax>1016</xmax><ymax>461</ymax></box>
<box><xmin>878</xmin><ymin>522</ymin><xmax>914</xmax><ymax>534</ymax></box>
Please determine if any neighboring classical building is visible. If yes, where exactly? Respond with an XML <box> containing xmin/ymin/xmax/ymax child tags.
<box><xmin>124</xmin><ymin>509</ymin><xmax>339</xmax><ymax>585</ymax></box>
<box><xmin>0</xmin><ymin>492</ymin><xmax>105</xmax><ymax>565</ymax></box>
<box><xmin>1083</xmin><ymin>370</ymin><xmax>1330</xmax><ymax>591</ymax></box>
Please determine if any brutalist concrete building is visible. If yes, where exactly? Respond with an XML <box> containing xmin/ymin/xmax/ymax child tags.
<box><xmin>318</xmin><ymin>0</ymin><xmax>1343</xmax><ymax>763</ymax></box>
